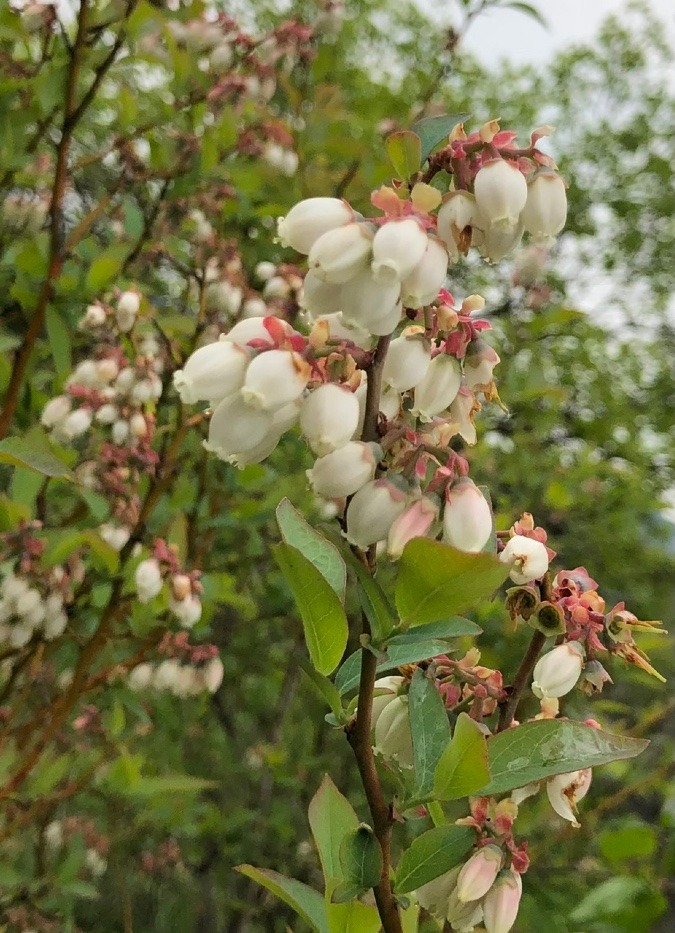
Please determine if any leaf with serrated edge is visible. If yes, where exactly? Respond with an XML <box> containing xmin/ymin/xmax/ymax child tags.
<box><xmin>477</xmin><ymin>720</ymin><xmax>649</xmax><ymax>797</ymax></box>
<box><xmin>277</xmin><ymin>499</ymin><xmax>346</xmax><ymax>600</ymax></box>
<box><xmin>395</xmin><ymin>825</ymin><xmax>475</xmax><ymax>894</ymax></box>
<box><xmin>308</xmin><ymin>775</ymin><xmax>359</xmax><ymax>888</ymax></box>
<box><xmin>434</xmin><ymin>712</ymin><xmax>490</xmax><ymax>801</ymax></box>
<box><xmin>235</xmin><ymin>866</ymin><xmax>327</xmax><ymax>933</ymax></box>
<box><xmin>274</xmin><ymin>543</ymin><xmax>348</xmax><ymax>676</ymax></box>
<box><xmin>396</xmin><ymin>538</ymin><xmax>508</xmax><ymax>627</ymax></box>
<box><xmin>409</xmin><ymin>670</ymin><xmax>451</xmax><ymax>798</ymax></box>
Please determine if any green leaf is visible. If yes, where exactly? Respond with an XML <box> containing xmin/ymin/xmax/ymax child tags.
<box><xmin>308</xmin><ymin>775</ymin><xmax>359</xmax><ymax>889</ymax></box>
<box><xmin>338</xmin><ymin>825</ymin><xmax>382</xmax><ymax>894</ymax></box>
<box><xmin>570</xmin><ymin>876</ymin><xmax>666</xmax><ymax>931</ymax></box>
<box><xmin>396</xmin><ymin>539</ymin><xmax>508</xmax><ymax>627</ymax></box>
<box><xmin>327</xmin><ymin>901</ymin><xmax>381</xmax><ymax>933</ymax></box>
<box><xmin>335</xmin><ymin>618</ymin><xmax>480</xmax><ymax>695</ymax></box>
<box><xmin>45</xmin><ymin>306</ymin><xmax>72</xmax><ymax>378</ymax></box>
<box><xmin>235</xmin><ymin>866</ymin><xmax>327</xmax><ymax>933</ymax></box>
<box><xmin>277</xmin><ymin>499</ymin><xmax>346</xmax><ymax>601</ymax></box>
<box><xmin>502</xmin><ymin>2</ymin><xmax>549</xmax><ymax>29</ymax></box>
<box><xmin>274</xmin><ymin>543</ymin><xmax>348</xmax><ymax>676</ymax></box>
<box><xmin>0</xmin><ymin>494</ymin><xmax>30</xmax><ymax>531</ymax></box>
<box><xmin>348</xmin><ymin>558</ymin><xmax>397</xmax><ymax>641</ymax></box>
<box><xmin>477</xmin><ymin>720</ymin><xmax>649</xmax><ymax>797</ymax></box>
<box><xmin>299</xmin><ymin>657</ymin><xmax>346</xmax><ymax>721</ymax></box>
<box><xmin>84</xmin><ymin>531</ymin><xmax>120</xmax><ymax>574</ymax></box>
<box><xmin>409</xmin><ymin>669</ymin><xmax>451</xmax><ymax>798</ymax></box>
<box><xmin>394</xmin><ymin>825</ymin><xmax>475</xmax><ymax>894</ymax></box>
<box><xmin>599</xmin><ymin>822</ymin><xmax>657</xmax><ymax>863</ymax></box>
<box><xmin>411</xmin><ymin>113</ymin><xmax>471</xmax><ymax>163</ymax></box>
<box><xmin>123</xmin><ymin>775</ymin><xmax>216</xmax><ymax>797</ymax></box>
<box><xmin>385</xmin><ymin>131</ymin><xmax>422</xmax><ymax>180</ymax></box>
<box><xmin>85</xmin><ymin>244</ymin><xmax>128</xmax><ymax>292</ymax></box>
<box><xmin>0</xmin><ymin>430</ymin><xmax>73</xmax><ymax>479</ymax></box>
<box><xmin>434</xmin><ymin>712</ymin><xmax>490</xmax><ymax>801</ymax></box>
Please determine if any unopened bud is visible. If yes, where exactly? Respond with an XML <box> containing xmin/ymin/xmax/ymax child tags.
<box><xmin>388</xmin><ymin>495</ymin><xmax>439</xmax><ymax>559</ymax></box>
<box><xmin>456</xmin><ymin>845</ymin><xmax>502</xmax><ymax>903</ymax></box>
<box><xmin>483</xmin><ymin>869</ymin><xmax>523</xmax><ymax>933</ymax></box>
<box><xmin>344</xmin><ymin>479</ymin><xmax>407</xmax><ymax>550</ymax></box>
<box><xmin>442</xmin><ymin>479</ymin><xmax>493</xmax><ymax>553</ymax></box>
<box><xmin>373</xmin><ymin>695</ymin><xmax>413</xmax><ymax>768</ymax></box>
<box><xmin>531</xmin><ymin>641</ymin><xmax>584</xmax><ymax>700</ymax></box>
<box><xmin>277</xmin><ymin>197</ymin><xmax>354</xmax><ymax>255</ymax></box>
<box><xmin>135</xmin><ymin>558</ymin><xmax>163</xmax><ymax>604</ymax></box>
<box><xmin>300</xmin><ymin>383</ymin><xmax>360</xmax><ymax>456</ymax></box>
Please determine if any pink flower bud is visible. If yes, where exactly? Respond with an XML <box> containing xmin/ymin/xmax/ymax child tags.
<box><xmin>308</xmin><ymin>222</ymin><xmax>373</xmax><ymax>283</ymax></box>
<box><xmin>474</xmin><ymin>160</ymin><xmax>528</xmax><ymax>228</ymax></box>
<box><xmin>412</xmin><ymin>354</ymin><xmax>462</xmax><ymax>421</ymax></box>
<box><xmin>173</xmin><ymin>340</ymin><xmax>249</xmax><ymax>405</ymax></box>
<box><xmin>464</xmin><ymin>339</ymin><xmax>500</xmax><ymax>390</ymax></box>
<box><xmin>41</xmin><ymin>395</ymin><xmax>72</xmax><ymax>428</ymax></box>
<box><xmin>401</xmin><ymin>236</ymin><xmax>448</xmax><ymax>308</ymax></box>
<box><xmin>388</xmin><ymin>495</ymin><xmax>439</xmax><ymax>559</ymax></box>
<box><xmin>373</xmin><ymin>695</ymin><xmax>414</xmax><ymax>768</ymax></box>
<box><xmin>277</xmin><ymin>197</ymin><xmax>354</xmax><ymax>254</ymax></box>
<box><xmin>499</xmin><ymin>535</ymin><xmax>549</xmax><ymax>584</ymax></box>
<box><xmin>442</xmin><ymin>479</ymin><xmax>493</xmax><ymax>553</ymax></box>
<box><xmin>241</xmin><ymin>349</ymin><xmax>310</xmax><ymax>411</ymax></box>
<box><xmin>546</xmin><ymin>768</ymin><xmax>592</xmax><ymax>827</ymax></box>
<box><xmin>456</xmin><ymin>845</ymin><xmax>502</xmax><ymax>903</ymax></box>
<box><xmin>483</xmin><ymin>869</ymin><xmax>523</xmax><ymax>933</ymax></box>
<box><xmin>531</xmin><ymin>641</ymin><xmax>585</xmax><ymax>700</ymax></box>
<box><xmin>371</xmin><ymin>218</ymin><xmax>428</xmax><ymax>284</ymax></box>
<box><xmin>344</xmin><ymin>479</ymin><xmax>407</xmax><ymax>550</ymax></box>
<box><xmin>521</xmin><ymin>172</ymin><xmax>567</xmax><ymax>244</ymax></box>
<box><xmin>340</xmin><ymin>267</ymin><xmax>401</xmax><ymax>333</ymax></box>
<box><xmin>382</xmin><ymin>332</ymin><xmax>431</xmax><ymax>392</ymax></box>
<box><xmin>300</xmin><ymin>383</ymin><xmax>360</xmax><ymax>456</ymax></box>
<box><xmin>135</xmin><ymin>558</ymin><xmax>163</xmax><ymax>604</ymax></box>
<box><xmin>307</xmin><ymin>441</ymin><xmax>379</xmax><ymax>499</ymax></box>
<box><xmin>436</xmin><ymin>191</ymin><xmax>477</xmax><ymax>259</ymax></box>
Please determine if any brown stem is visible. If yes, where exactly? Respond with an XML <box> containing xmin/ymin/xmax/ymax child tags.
<box><xmin>345</xmin><ymin>334</ymin><xmax>402</xmax><ymax>933</ymax></box>
<box><xmin>497</xmin><ymin>629</ymin><xmax>546</xmax><ymax>732</ymax></box>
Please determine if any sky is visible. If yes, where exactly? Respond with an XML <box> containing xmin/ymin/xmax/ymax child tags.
<box><xmin>426</xmin><ymin>0</ymin><xmax>675</xmax><ymax>67</ymax></box>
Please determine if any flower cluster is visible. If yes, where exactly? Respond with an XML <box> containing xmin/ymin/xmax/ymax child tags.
<box><xmin>128</xmin><ymin>631</ymin><xmax>223</xmax><ymax>698</ymax></box>
<box><xmin>135</xmin><ymin>540</ymin><xmax>203</xmax><ymax>629</ymax></box>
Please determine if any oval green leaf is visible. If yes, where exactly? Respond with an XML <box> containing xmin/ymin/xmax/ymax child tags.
<box><xmin>385</xmin><ymin>130</ymin><xmax>422</xmax><ymax>180</ymax></box>
<box><xmin>434</xmin><ymin>712</ymin><xmax>490</xmax><ymax>801</ymax></box>
<box><xmin>277</xmin><ymin>498</ymin><xmax>346</xmax><ymax>601</ymax></box>
<box><xmin>395</xmin><ymin>825</ymin><xmax>475</xmax><ymax>895</ymax></box>
<box><xmin>235</xmin><ymin>865</ymin><xmax>327</xmax><ymax>933</ymax></box>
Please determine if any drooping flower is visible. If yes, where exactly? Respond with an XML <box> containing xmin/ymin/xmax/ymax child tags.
<box><xmin>521</xmin><ymin>171</ymin><xmax>567</xmax><ymax>244</ymax></box>
<box><xmin>482</xmin><ymin>869</ymin><xmax>523</xmax><ymax>933</ymax></box>
<box><xmin>531</xmin><ymin>641</ymin><xmax>585</xmax><ymax>700</ymax></box>
<box><xmin>371</xmin><ymin>217</ymin><xmax>428</xmax><ymax>284</ymax></box>
<box><xmin>344</xmin><ymin>479</ymin><xmax>407</xmax><ymax>550</ymax></box>
<box><xmin>173</xmin><ymin>340</ymin><xmax>250</xmax><ymax>405</ymax></box>
<box><xmin>307</xmin><ymin>441</ymin><xmax>379</xmax><ymax>499</ymax></box>
<box><xmin>546</xmin><ymin>768</ymin><xmax>592</xmax><ymax>828</ymax></box>
<box><xmin>277</xmin><ymin>197</ymin><xmax>354</xmax><ymax>254</ymax></box>
<box><xmin>300</xmin><ymin>383</ymin><xmax>360</xmax><ymax>456</ymax></box>
<box><xmin>456</xmin><ymin>845</ymin><xmax>503</xmax><ymax>903</ymax></box>
<box><xmin>499</xmin><ymin>535</ymin><xmax>549</xmax><ymax>584</ymax></box>
<box><xmin>442</xmin><ymin>479</ymin><xmax>493</xmax><ymax>553</ymax></box>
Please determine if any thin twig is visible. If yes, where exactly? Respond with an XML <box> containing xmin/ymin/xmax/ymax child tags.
<box><xmin>497</xmin><ymin>629</ymin><xmax>546</xmax><ymax>731</ymax></box>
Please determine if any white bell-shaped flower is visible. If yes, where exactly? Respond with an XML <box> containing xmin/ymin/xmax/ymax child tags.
<box><xmin>499</xmin><ymin>534</ymin><xmax>549</xmax><ymax>584</ymax></box>
<box><xmin>339</xmin><ymin>267</ymin><xmax>400</xmax><ymax>332</ymax></box>
<box><xmin>456</xmin><ymin>845</ymin><xmax>502</xmax><ymax>903</ymax></box>
<box><xmin>307</xmin><ymin>441</ymin><xmax>379</xmax><ymax>499</ymax></box>
<box><xmin>521</xmin><ymin>171</ymin><xmax>568</xmax><ymax>244</ymax></box>
<box><xmin>436</xmin><ymin>191</ymin><xmax>477</xmax><ymax>259</ymax></box>
<box><xmin>442</xmin><ymin>480</ymin><xmax>493</xmax><ymax>553</ymax></box>
<box><xmin>368</xmin><ymin>297</ymin><xmax>403</xmax><ymax>336</ymax></box>
<box><xmin>170</xmin><ymin>595</ymin><xmax>202</xmax><ymax>628</ymax></box>
<box><xmin>474</xmin><ymin>159</ymin><xmax>528</xmax><ymax>228</ymax></box>
<box><xmin>371</xmin><ymin>218</ymin><xmax>428</xmax><ymax>284</ymax></box>
<box><xmin>41</xmin><ymin>395</ymin><xmax>71</xmax><ymax>428</ymax></box>
<box><xmin>479</xmin><ymin>219</ymin><xmax>524</xmax><ymax>263</ymax></box>
<box><xmin>464</xmin><ymin>338</ymin><xmax>500</xmax><ymax>390</ymax></box>
<box><xmin>223</xmin><ymin>317</ymin><xmax>276</xmax><ymax>347</ymax></box>
<box><xmin>531</xmin><ymin>641</ymin><xmax>585</xmax><ymax>700</ymax></box>
<box><xmin>379</xmin><ymin>387</ymin><xmax>401</xmax><ymax>421</ymax></box>
<box><xmin>412</xmin><ymin>354</ymin><xmax>462</xmax><ymax>421</ymax></box>
<box><xmin>299</xmin><ymin>269</ymin><xmax>343</xmax><ymax>316</ymax></box>
<box><xmin>373</xmin><ymin>695</ymin><xmax>414</xmax><ymax>768</ymax></box>
<box><xmin>240</xmin><ymin>349</ymin><xmax>310</xmax><ymax>411</ymax></box>
<box><xmin>62</xmin><ymin>408</ymin><xmax>92</xmax><ymax>440</ymax></box>
<box><xmin>448</xmin><ymin>387</ymin><xmax>478</xmax><ymax>445</ymax></box>
<box><xmin>277</xmin><ymin>197</ymin><xmax>354</xmax><ymax>254</ymax></box>
<box><xmin>205</xmin><ymin>394</ymin><xmax>273</xmax><ymax>460</ymax></box>
<box><xmin>135</xmin><ymin>558</ymin><xmax>163</xmax><ymax>603</ymax></box>
<box><xmin>401</xmin><ymin>236</ymin><xmax>448</xmax><ymax>308</ymax></box>
<box><xmin>382</xmin><ymin>331</ymin><xmax>431</xmax><ymax>392</ymax></box>
<box><xmin>300</xmin><ymin>383</ymin><xmax>360</xmax><ymax>456</ymax></box>
<box><xmin>201</xmin><ymin>656</ymin><xmax>225</xmax><ymax>693</ymax></box>
<box><xmin>311</xmin><ymin>312</ymin><xmax>373</xmax><ymax>350</ymax></box>
<box><xmin>308</xmin><ymin>222</ymin><xmax>373</xmax><ymax>284</ymax></box>
<box><xmin>344</xmin><ymin>479</ymin><xmax>407</xmax><ymax>550</ymax></box>
<box><xmin>173</xmin><ymin>340</ymin><xmax>249</xmax><ymax>405</ymax></box>
<box><xmin>546</xmin><ymin>769</ymin><xmax>592</xmax><ymax>828</ymax></box>
<box><xmin>483</xmin><ymin>869</ymin><xmax>523</xmax><ymax>933</ymax></box>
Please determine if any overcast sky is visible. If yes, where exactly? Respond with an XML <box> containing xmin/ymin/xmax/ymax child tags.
<box><xmin>425</xmin><ymin>0</ymin><xmax>675</xmax><ymax>66</ymax></box>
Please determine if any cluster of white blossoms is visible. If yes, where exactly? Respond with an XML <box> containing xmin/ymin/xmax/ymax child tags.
<box><xmin>135</xmin><ymin>558</ymin><xmax>203</xmax><ymax>629</ymax></box>
<box><xmin>0</xmin><ymin>568</ymin><xmax>69</xmax><ymax>648</ymax></box>
<box><xmin>127</xmin><ymin>655</ymin><xmax>224</xmax><ymax>698</ymax></box>
<box><xmin>41</xmin><ymin>291</ymin><xmax>162</xmax><ymax>448</ymax></box>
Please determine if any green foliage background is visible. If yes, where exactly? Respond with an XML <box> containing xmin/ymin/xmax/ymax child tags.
<box><xmin>0</xmin><ymin>0</ymin><xmax>672</xmax><ymax>930</ymax></box>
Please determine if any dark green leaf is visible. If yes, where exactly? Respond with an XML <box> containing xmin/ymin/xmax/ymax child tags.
<box><xmin>395</xmin><ymin>825</ymin><xmax>475</xmax><ymax>894</ymax></box>
<box><xmin>434</xmin><ymin>712</ymin><xmax>490</xmax><ymax>801</ymax></box>
<box><xmin>298</xmin><ymin>657</ymin><xmax>346</xmax><ymax>721</ymax></box>
<box><xmin>411</xmin><ymin>113</ymin><xmax>470</xmax><ymax>163</ymax></box>
<box><xmin>274</xmin><ymin>543</ymin><xmax>348</xmax><ymax>676</ymax></box>
<box><xmin>277</xmin><ymin>499</ymin><xmax>346</xmax><ymax>600</ymax></box>
<box><xmin>308</xmin><ymin>775</ymin><xmax>359</xmax><ymax>888</ymax></box>
<box><xmin>342</xmin><ymin>547</ymin><xmax>396</xmax><ymax>641</ymax></box>
<box><xmin>45</xmin><ymin>307</ymin><xmax>72</xmax><ymax>378</ymax></box>
<box><xmin>85</xmin><ymin>244</ymin><xmax>128</xmax><ymax>292</ymax></box>
<box><xmin>235</xmin><ymin>866</ymin><xmax>327</xmax><ymax>933</ymax></box>
<box><xmin>477</xmin><ymin>720</ymin><xmax>649</xmax><ymax>797</ymax></box>
<box><xmin>338</xmin><ymin>825</ymin><xmax>382</xmax><ymax>894</ymax></box>
<box><xmin>409</xmin><ymin>670</ymin><xmax>451</xmax><ymax>798</ymax></box>
<box><xmin>396</xmin><ymin>539</ymin><xmax>508</xmax><ymax>627</ymax></box>
<box><xmin>385</xmin><ymin>131</ymin><xmax>422</xmax><ymax>180</ymax></box>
